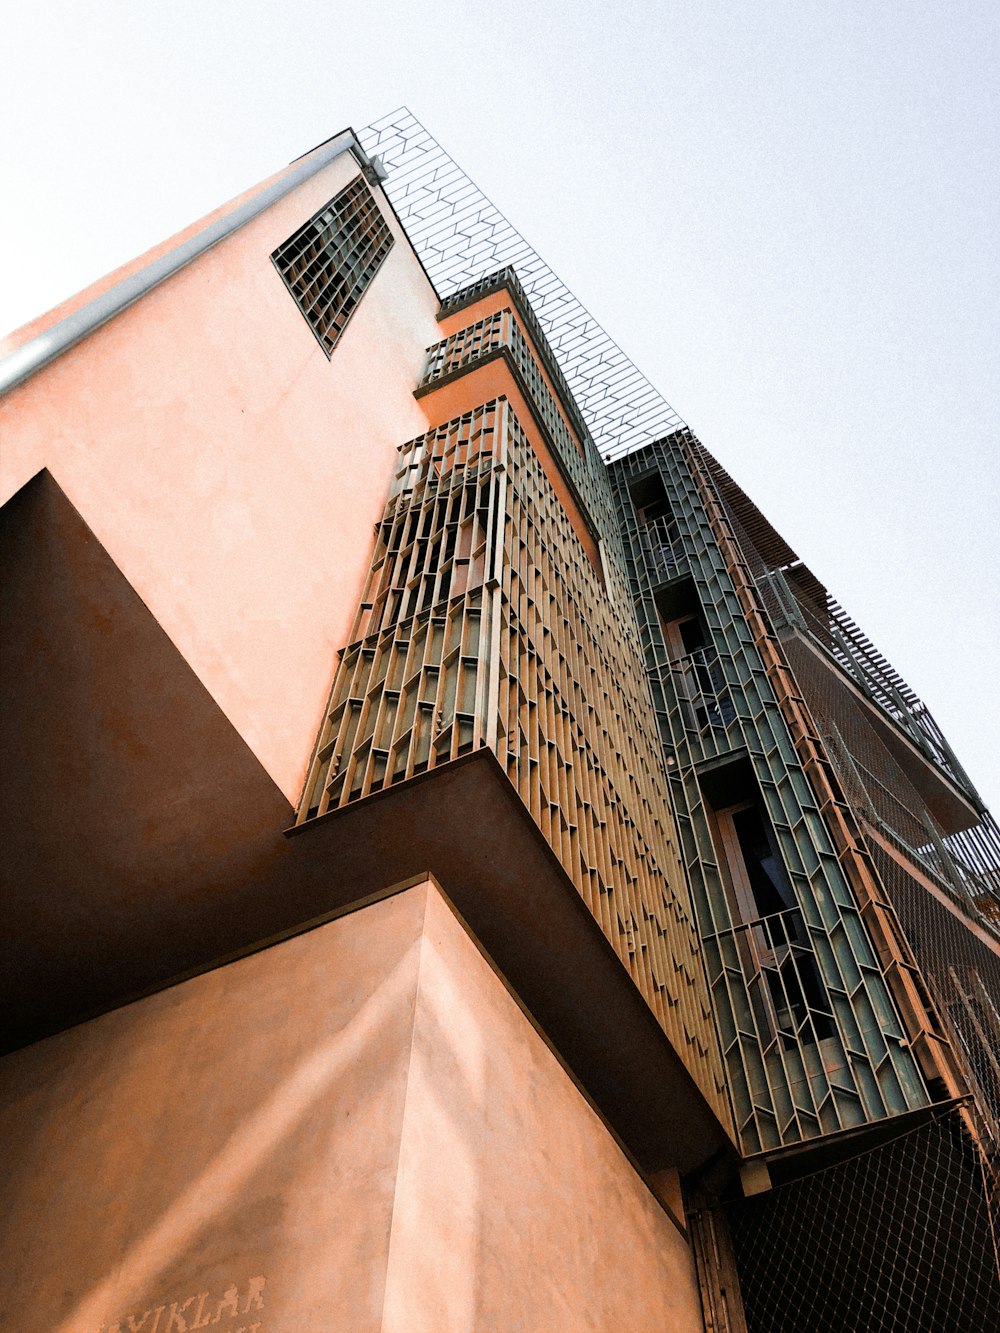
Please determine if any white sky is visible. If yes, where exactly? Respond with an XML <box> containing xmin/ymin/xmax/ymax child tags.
<box><xmin>3</xmin><ymin>1</ymin><xmax>998</xmax><ymax>812</ymax></box>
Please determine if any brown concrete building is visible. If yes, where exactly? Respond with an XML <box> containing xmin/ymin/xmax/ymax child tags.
<box><xmin>1</xmin><ymin>111</ymin><xmax>998</xmax><ymax>1331</ymax></box>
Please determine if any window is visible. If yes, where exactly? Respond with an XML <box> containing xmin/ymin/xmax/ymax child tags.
<box><xmin>715</xmin><ymin>800</ymin><xmax>797</xmax><ymax>924</ymax></box>
<box><xmin>712</xmin><ymin>797</ymin><xmax>835</xmax><ymax>1043</ymax></box>
<box><xmin>271</xmin><ymin>175</ymin><xmax>393</xmax><ymax>357</ymax></box>
<box><xmin>662</xmin><ymin>611</ymin><xmax>735</xmax><ymax>731</ymax></box>
<box><xmin>628</xmin><ymin>473</ymin><xmax>683</xmax><ymax>579</ymax></box>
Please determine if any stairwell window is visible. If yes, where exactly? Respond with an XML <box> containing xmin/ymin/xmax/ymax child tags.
<box><xmin>271</xmin><ymin>175</ymin><xmax>394</xmax><ymax>357</ymax></box>
<box><xmin>629</xmin><ymin>473</ymin><xmax>683</xmax><ymax>579</ymax></box>
<box><xmin>713</xmin><ymin>798</ymin><xmax>836</xmax><ymax>1044</ymax></box>
<box><xmin>716</xmin><ymin>801</ymin><xmax>797</xmax><ymax>924</ymax></box>
<box><xmin>663</xmin><ymin>612</ymin><xmax>736</xmax><ymax>731</ymax></box>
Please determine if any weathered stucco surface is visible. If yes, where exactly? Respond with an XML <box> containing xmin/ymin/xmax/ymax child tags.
<box><xmin>0</xmin><ymin>881</ymin><xmax>704</xmax><ymax>1333</ymax></box>
<box><xmin>0</xmin><ymin>147</ymin><xmax>441</xmax><ymax>803</ymax></box>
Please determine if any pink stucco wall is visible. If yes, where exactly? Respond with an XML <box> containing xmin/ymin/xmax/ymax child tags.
<box><xmin>0</xmin><ymin>147</ymin><xmax>441</xmax><ymax>803</ymax></box>
<box><xmin>383</xmin><ymin>883</ymin><xmax>706</xmax><ymax>1333</ymax></box>
<box><xmin>0</xmin><ymin>880</ymin><xmax>705</xmax><ymax>1333</ymax></box>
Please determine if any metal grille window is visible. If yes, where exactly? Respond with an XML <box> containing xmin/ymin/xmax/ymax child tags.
<box><xmin>271</xmin><ymin>175</ymin><xmax>393</xmax><ymax>357</ymax></box>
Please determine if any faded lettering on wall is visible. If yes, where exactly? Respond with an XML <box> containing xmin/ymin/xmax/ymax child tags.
<box><xmin>83</xmin><ymin>1274</ymin><xmax>265</xmax><ymax>1333</ymax></box>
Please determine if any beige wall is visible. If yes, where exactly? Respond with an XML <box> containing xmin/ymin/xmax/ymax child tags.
<box><xmin>0</xmin><ymin>149</ymin><xmax>441</xmax><ymax>803</ymax></box>
<box><xmin>0</xmin><ymin>880</ymin><xmax>704</xmax><ymax>1333</ymax></box>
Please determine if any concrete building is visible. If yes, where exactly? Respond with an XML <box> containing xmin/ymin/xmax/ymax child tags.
<box><xmin>1</xmin><ymin>110</ymin><xmax>997</xmax><ymax>1332</ymax></box>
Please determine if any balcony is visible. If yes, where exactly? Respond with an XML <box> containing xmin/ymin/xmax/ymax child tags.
<box><xmin>700</xmin><ymin>904</ymin><xmax>907</xmax><ymax>1150</ymax></box>
<box><xmin>418</xmin><ymin>307</ymin><xmax>586</xmax><ymax>481</ymax></box>
<box><xmin>666</xmin><ymin>645</ymin><xmax>741</xmax><ymax>763</ymax></box>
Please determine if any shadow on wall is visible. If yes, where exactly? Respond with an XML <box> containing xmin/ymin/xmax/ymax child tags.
<box><xmin>0</xmin><ymin>891</ymin><xmax>428</xmax><ymax>1333</ymax></box>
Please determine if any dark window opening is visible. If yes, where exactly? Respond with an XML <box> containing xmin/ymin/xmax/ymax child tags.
<box><xmin>628</xmin><ymin>473</ymin><xmax>683</xmax><ymax>579</ymax></box>
<box><xmin>637</xmin><ymin>494</ymin><xmax>672</xmax><ymax>524</ymax></box>
<box><xmin>626</xmin><ymin>470</ymin><xmax>669</xmax><ymax>514</ymax></box>
<box><xmin>730</xmin><ymin>803</ymin><xmax>797</xmax><ymax>918</ymax></box>
<box><xmin>709</xmin><ymin>788</ymin><xmax>835</xmax><ymax>1044</ymax></box>
<box><xmin>678</xmin><ymin>615</ymin><xmax>708</xmax><ymax>655</ymax></box>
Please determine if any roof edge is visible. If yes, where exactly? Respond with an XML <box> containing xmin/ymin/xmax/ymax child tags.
<box><xmin>0</xmin><ymin>129</ymin><xmax>366</xmax><ymax>397</ymax></box>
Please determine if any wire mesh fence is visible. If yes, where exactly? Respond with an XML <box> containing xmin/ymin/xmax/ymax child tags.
<box><xmin>727</xmin><ymin>1108</ymin><xmax>1000</xmax><ymax>1332</ymax></box>
<box><xmin>870</xmin><ymin>843</ymin><xmax>1000</xmax><ymax>1144</ymax></box>
<box><xmin>360</xmin><ymin>108</ymin><xmax>687</xmax><ymax>462</ymax></box>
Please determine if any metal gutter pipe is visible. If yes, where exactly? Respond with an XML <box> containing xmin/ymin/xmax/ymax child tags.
<box><xmin>0</xmin><ymin>130</ymin><xmax>368</xmax><ymax>397</ymax></box>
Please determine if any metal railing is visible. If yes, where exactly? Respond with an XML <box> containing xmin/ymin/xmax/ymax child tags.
<box><xmin>669</xmin><ymin>645</ymin><xmax>739</xmax><ymax>739</ymax></box>
<box><xmin>638</xmin><ymin>513</ymin><xmax>685</xmax><ymax>579</ymax></box>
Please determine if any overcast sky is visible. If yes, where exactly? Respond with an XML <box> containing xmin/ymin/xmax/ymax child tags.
<box><xmin>3</xmin><ymin>1</ymin><xmax>998</xmax><ymax>811</ymax></box>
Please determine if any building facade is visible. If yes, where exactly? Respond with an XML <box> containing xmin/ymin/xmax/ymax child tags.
<box><xmin>1</xmin><ymin>111</ymin><xmax>997</xmax><ymax>1332</ymax></box>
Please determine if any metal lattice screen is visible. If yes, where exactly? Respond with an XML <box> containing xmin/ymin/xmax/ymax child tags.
<box><xmin>727</xmin><ymin>1108</ymin><xmax>1000</xmax><ymax>1332</ymax></box>
<box><xmin>698</xmin><ymin>444</ymin><xmax>981</xmax><ymax>803</ymax></box>
<box><xmin>297</xmin><ymin>394</ymin><xmax>730</xmax><ymax>1122</ymax></box>
<box><xmin>869</xmin><ymin>841</ymin><xmax>1000</xmax><ymax>1142</ymax></box>
<box><xmin>609</xmin><ymin>437</ymin><xmax>930</xmax><ymax>1156</ymax></box>
<box><xmin>359</xmin><ymin>108</ymin><xmax>686</xmax><ymax>462</ymax></box>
